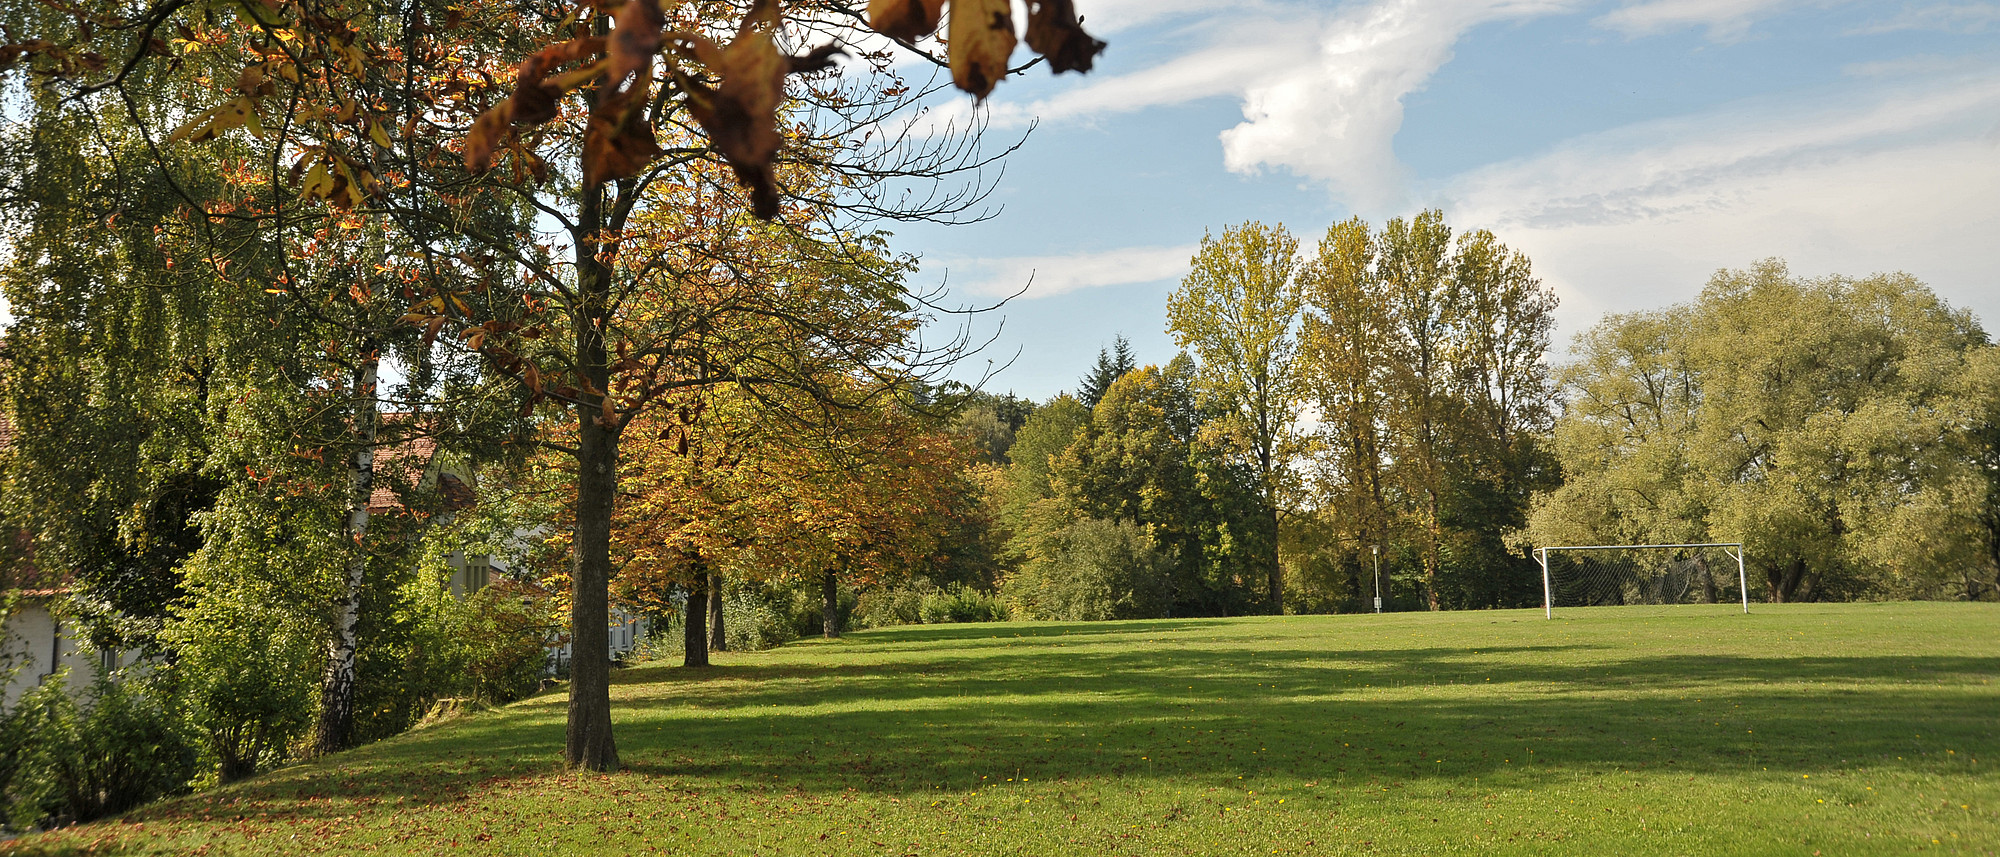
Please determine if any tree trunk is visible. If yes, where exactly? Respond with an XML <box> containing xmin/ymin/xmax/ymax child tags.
<box><xmin>564</xmin><ymin>187</ymin><xmax>619</xmax><ymax>773</ymax></box>
<box><xmin>1423</xmin><ymin>485</ymin><xmax>1443</xmax><ymax>611</ymax></box>
<box><xmin>1264</xmin><ymin>495</ymin><xmax>1283</xmax><ymax>614</ymax></box>
<box><xmin>684</xmin><ymin>565</ymin><xmax>710</xmax><ymax>668</ymax></box>
<box><xmin>313</xmin><ymin>343</ymin><xmax>379</xmax><ymax>757</ymax></box>
<box><xmin>1695</xmin><ymin>555</ymin><xmax>1718</xmax><ymax>604</ymax></box>
<box><xmin>821</xmin><ymin>568</ymin><xmax>840</xmax><ymax>639</ymax></box>
<box><xmin>708</xmin><ymin>573</ymin><xmax>727</xmax><ymax>652</ymax></box>
<box><xmin>1767</xmin><ymin>557</ymin><xmax>1807</xmax><ymax>604</ymax></box>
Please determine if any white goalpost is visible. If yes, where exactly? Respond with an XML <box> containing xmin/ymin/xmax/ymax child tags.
<box><xmin>1534</xmin><ymin>542</ymin><xmax>1748</xmax><ymax>619</ymax></box>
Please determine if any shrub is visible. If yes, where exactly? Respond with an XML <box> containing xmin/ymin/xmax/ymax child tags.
<box><xmin>166</xmin><ymin>586</ymin><xmax>321</xmax><ymax>783</ymax></box>
<box><xmin>1004</xmin><ymin>518</ymin><xmax>1173</xmax><ymax>621</ymax></box>
<box><xmin>4</xmin><ymin>670</ymin><xmax>199</xmax><ymax>831</ymax></box>
<box><xmin>780</xmin><ymin>580</ymin><xmax>855</xmax><ymax>638</ymax></box>
<box><xmin>721</xmin><ymin>588</ymin><xmax>801</xmax><ymax>651</ymax></box>
<box><xmin>634</xmin><ymin>583</ymin><xmax>805</xmax><ymax>659</ymax></box>
<box><xmin>927</xmin><ymin>584</ymin><xmax>1009</xmax><ymax>623</ymax></box>
<box><xmin>854</xmin><ymin>580</ymin><xmax>1009</xmax><ymax>629</ymax></box>
<box><xmin>854</xmin><ymin>584</ymin><xmax>926</xmax><ymax>629</ymax></box>
<box><xmin>450</xmin><ymin>582</ymin><xmax>558</xmax><ymax>704</ymax></box>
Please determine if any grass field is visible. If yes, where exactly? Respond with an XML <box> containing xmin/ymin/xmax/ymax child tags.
<box><xmin>7</xmin><ymin>602</ymin><xmax>1997</xmax><ymax>856</ymax></box>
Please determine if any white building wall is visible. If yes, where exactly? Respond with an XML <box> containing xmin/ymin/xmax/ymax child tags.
<box><xmin>2</xmin><ymin>601</ymin><xmax>123</xmax><ymax>710</ymax></box>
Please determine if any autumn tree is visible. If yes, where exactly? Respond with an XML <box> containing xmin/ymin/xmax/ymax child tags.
<box><xmin>608</xmin><ymin>380</ymin><xmax>977</xmax><ymax>644</ymax></box>
<box><xmin>8</xmin><ymin>0</ymin><xmax>1107</xmax><ymax>771</ymax></box>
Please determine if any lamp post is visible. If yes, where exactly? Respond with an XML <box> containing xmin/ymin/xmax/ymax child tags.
<box><xmin>1372</xmin><ymin>545</ymin><xmax>1382</xmax><ymax>613</ymax></box>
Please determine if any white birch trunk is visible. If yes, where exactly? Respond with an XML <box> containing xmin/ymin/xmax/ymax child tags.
<box><xmin>314</xmin><ymin>348</ymin><xmax>379</xmax><ymax>755</ymax></box>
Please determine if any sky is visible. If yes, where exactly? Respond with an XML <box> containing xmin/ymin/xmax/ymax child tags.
<box><xmin>889</xmin><ymin>0</ymin><xmax>2000</xmax><ymax>401</ymax></box>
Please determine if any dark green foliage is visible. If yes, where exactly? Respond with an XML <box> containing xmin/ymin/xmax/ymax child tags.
<box><xmin>1003</xmin><ymin>518</ymin><xmax>1173</xmax><ymax>621</ymax></box>
<box><xmin>994</xmin><ymin>396</ymin><xmax>1091</xmax><ymax>543</ymax></box>
<box><xmin>853</xmin><ymin>579</ymin><xmax>1010</xmax><ymax>628</ymax></box>
<box><xmin>1039</xmin><ymin>359</ymin><xmax>1268</xmax><ymax>618</ymax></box>
<box><xmin>1076</xmin><ymin>334</ymin><xmax>1137</xmax><ymax>409</ymax></box>
<box><xmin>945</xmin><ymin>388</ymin><xmax>1036</xmax><ymax>464</ymax></box>
<box><xmin>451</xmin><ymin>587</ymin><xmax>557</xmax><ymax>706</ymax></box>
<box><xmin>3</xmin><ymin>673</ymin><xmax>199</xmax><ymax>830</ymax></box>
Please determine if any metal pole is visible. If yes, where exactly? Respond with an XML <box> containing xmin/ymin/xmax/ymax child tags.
<box><xmin>1538</xmin><ymin>548</ymin><xmax>1552</xmax><ymax>620</ymax></box>
<box><xmin>1728</xmin><ymin>546</ymin><xmax>1748</xmax><ymax>614</ymax></box>
<box><xmin>1372</xmin><ymin>545</ymin><xmax>1382</xmax><ymax>613</ymax></box>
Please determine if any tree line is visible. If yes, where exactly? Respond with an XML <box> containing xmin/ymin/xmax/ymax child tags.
<box><xmin>939</xmin><ymin>213</ymin><xmax>1562</xmax><ymax>620</ymax></box>
<box><xmin>944</xmin><ymin>223</ymin><xmax>2000</xmax><ymax>619</ymax></box>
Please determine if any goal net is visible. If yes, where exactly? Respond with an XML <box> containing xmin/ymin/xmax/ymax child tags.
<box><xmin>1534</xmin><ymin>543</ymin><xmax>1748</xmax><ymax>618</ymax></box>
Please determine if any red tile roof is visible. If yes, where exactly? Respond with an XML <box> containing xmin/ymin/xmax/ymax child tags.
<box><xmin>366</xmin><ymin>433</ymin><xmax>478</xmax><ymax>515</ymax></box>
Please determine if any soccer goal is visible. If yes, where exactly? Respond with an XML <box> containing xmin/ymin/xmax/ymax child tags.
<box><xmin>1533</xmin><ymin>542</ymin><xmax>1748</xmax><ymax>618</ymax></box>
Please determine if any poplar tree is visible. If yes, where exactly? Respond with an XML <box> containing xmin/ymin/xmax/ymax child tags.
<box><xmin>1167</xmin><ymin>222</ymin><xmax>1305</xmax><ymax>613</ymax></box>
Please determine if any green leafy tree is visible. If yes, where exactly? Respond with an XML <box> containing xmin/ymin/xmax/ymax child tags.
<box><xmin>1035</xmin><ymin>360</ymin><xmax>1266</xmax><ymax>616</ymax></box>
<box><xmin>994</xmin><ymin>395</ymin><xmax>1091</xmax><ymax>541</ymax></box>
<box><xmin>1168</xmin><ymin>222</ymin><xmax>1305</xmax><ymax>612</ymax></box>
<box><xmin>1532</xmin><ymin>261</ymin><xmax>1997</xmax><ymax>601</ymax></box>
<box><xmin>1297</xmin><ymin>217</ymin><xmax>1391</xmax><ymax>609</ymax></box>
<box><xmin>1295</xmin><ymin>211</ymin><xmax>1556</xmax><ymax>610</ymax></box>
<box><xmin>1002</xmin><ymin>517</ymin><xmax>1172</xmax><ymax>621</ymax></box>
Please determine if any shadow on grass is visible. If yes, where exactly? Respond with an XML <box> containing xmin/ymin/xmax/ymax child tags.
<box><xmin>122</xmin><ymin>620</ymin><xmax>1996</xmax><ymax>830</ymax></box>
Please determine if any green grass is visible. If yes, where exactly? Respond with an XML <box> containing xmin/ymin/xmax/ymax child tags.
<box><xmin>9</xmin><ymin>602</ymin><xmax>1998</xmax><ymax>856</ymax></box>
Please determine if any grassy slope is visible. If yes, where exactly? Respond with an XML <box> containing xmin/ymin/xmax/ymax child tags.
<box><xmin>8</xmin><ymin>602</ymin><xmax>1997</xmax><ymax>856</ymax></box>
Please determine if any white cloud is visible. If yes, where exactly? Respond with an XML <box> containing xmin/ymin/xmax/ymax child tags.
<box><xmin>1220</xmin><ymin>0</ymin><xmax>1580</xmax><ymax>211</ymax></box>
<box><xmin>1851</xmin><ymin>2</ymin><xmax>2000</xmax><ymax>34</ymax></box>
<box><xmin>1592</xmin><ymin>0</ymin><xmax>1809</xmax><ymax>39</ymax></box>
<box><xmin>930</xmin><ymin>244</ymin><xmax>1199</xmax><ymax>299</ymax></box>
<box><xmin>1065</xmin><ymin>0</ymin><xmax>1241</xmax><ymax>34</ymax></box>
<box><xmin>1441</xmin><ymin>69</ymin><xmax>2000</xmax><ymax>341</ymax></box>
<box><xmin>984</xmin><ymin>0</ymin><xmax>1580</xmax><ymax>211</ymax></box>
<box><xmin>1841</xmin><ymin>53</ymin><xmax>1991</xmax><ymax>78</ymax></box>
<box><xmin>982</xmin><ymin>34</ymin><xmax>1308</xmax><ymax>129</ymax></box>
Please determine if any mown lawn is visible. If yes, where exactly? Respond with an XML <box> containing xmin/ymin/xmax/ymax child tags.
<box><xmin>8</xmin><ymin>602</ymin><xmax>1997</xmax><ymax>856</ymax></box>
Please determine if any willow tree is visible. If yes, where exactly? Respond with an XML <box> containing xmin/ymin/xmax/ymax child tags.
<box><xmin>1533</xmin><ymin>262</ymin><xmax>2000</xmax><ymax>602</ymax></box>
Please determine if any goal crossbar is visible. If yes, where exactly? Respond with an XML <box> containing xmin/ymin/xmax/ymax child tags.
<box><xmin>1534</xmin><ymin>543</ymin><xmax>1747</xmax><ymax>618</ymax></box>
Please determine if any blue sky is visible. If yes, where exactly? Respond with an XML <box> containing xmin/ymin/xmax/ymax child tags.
<box><xmin>889</xmin><ymin>0</ymin><xmax>2000</xmax><ymax>400</ymax></box>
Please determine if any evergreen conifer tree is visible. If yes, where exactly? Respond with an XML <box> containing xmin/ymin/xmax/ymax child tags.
<box><xmin>1078</xmin><ymin>335</ymin><xmax>1138</xmax><ymax>408</ymax></box>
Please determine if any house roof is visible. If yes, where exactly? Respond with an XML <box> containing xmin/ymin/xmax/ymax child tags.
<box><xmin>366</xmin><ymin>431</ymin><xmax>478</xmax><ymax>515</ymax></box>
<box><xmin>6</xmin><ymin>588</ymin><xmax>64</xmax><ymax>599</ymax></box>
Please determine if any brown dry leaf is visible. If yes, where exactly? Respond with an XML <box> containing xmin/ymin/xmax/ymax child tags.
<box><xmin>606</xmin><ymin>0</ymin><xmax>665</xmax><ymax>94</ymax></box>
<box><xmin>949</xmin><ymin>0</ymin><xmax>1015</xmax><ymax>100</ymax></box>
<box><xmin>582</xmin><ymin>113</ymin><xmax>665</xmax><ymax>189</ymax></box>
<box><xmin>1025</xmin><ymin>0</ymin><xmax>1104</xmax><ymax>73</ymax></box>
<box><xmin>582</xmin><ymin>0</ymin><xmax>669</xmax><ymax>187</ymax></box>
<box><xmin>669</xmin><ymin>0</ymin><xmax>843</xmax><ymax>216</ymax></box>
<box><xmin>464</xmin><ymin>103</ymin><xmax>514</xmax><ymax>172</ymax></box>
<box><xmin>466</xmin><ymin>36</ymin><xmax>607</xmax><ymax>172</ymax></box>
<box><xmin>867</xmin><ymin>0</ymin><xmax>946</xmax><ymax>41</ymax></box>
<box><xmin>514</xmin><ymin>36</ymin><xmax>607</xmax><ymax>124</ymax></box>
